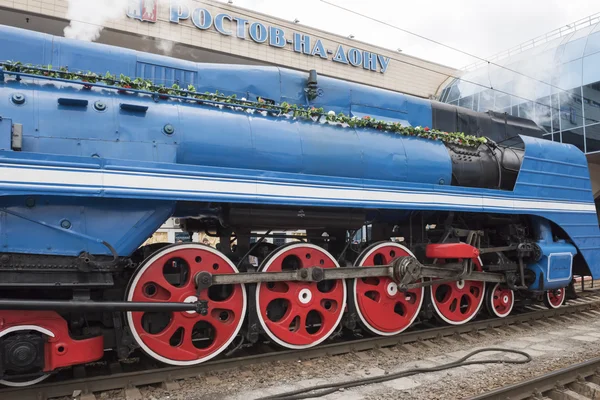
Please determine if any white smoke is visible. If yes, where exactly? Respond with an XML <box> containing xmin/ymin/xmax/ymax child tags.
<box><xmin>63</xmin><ymin>0</ymin><xmax>179</xmax><ymax>59</ymax></box>
<box><xmin>63</xmin><ymin>0</ymin><xmax>130</xmax><ymax>42</ymax></box>
<box><xmin>156</xmin><ymin>39</ymin><xmax>175</xmax><ymax>55</ymax></box>
<box><xmin>455</xmin><ymin>47</ymin><xmax>561</xmax><ymax>130</ymax></box>
<box><xmin>64</xmin><ymin>0</ymin><xmax>178</xmax><ymax>42</ymax></box>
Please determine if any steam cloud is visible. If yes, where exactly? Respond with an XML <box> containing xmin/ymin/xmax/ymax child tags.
<box><xmin>63</xmin><ymin>0</ymin><xmax>130</xmax><ymax>41</ymax></box>
<box><xmin>156</xmin><ymin>39</ymin><xmax>175</xmax><ymax>55</ymax></box>
<box><xmin>63</xmin><ymin>0</ymin><xmax>174</xmax><ymax>42</ymax></box>
<box><xmin>455</xmin><ymin>49</ymin><xmax>560</xmax><ymax>129</ymax></box>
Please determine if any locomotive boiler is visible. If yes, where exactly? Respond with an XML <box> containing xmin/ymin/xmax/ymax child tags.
<box><xmin>0</xmin><ymin>24</ymin><xmax>598</xmax><ymax>386</ymax></box>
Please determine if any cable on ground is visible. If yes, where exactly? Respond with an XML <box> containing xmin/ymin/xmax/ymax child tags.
<box><xmin>256</xmin><ymin>348</ymin><xmax>532</xmax><ymax>400</ymax></box>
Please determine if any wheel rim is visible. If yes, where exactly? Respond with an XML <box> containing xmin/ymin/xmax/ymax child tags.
<box><xmin>546</xmin><ymin>288</ymin><xmax>565</xmax><ymax>308</ymax></box>
<box><xmin>488</xmin><ymin>283</ymin><xmax>514</xmax><ymax>318</ymax></box>
<box><xmin>0</xmin><ymin>373</ymin><xmax>50</xmax><ymax>387</ymax></box>
<box><xmin>126</xmin><ymin>244</ymin><xmax>246</xmax><ymax>366</ymax></box>
<box><xmin>255</xmin><ymin>243</ymin><xmax>347</xmax><ymax>349</ymax></box>
<box><xmin>352</xmin><ymin>242</ymin><xmax>424</xmax><ymax>336</ymax></box>
<box><xmin>430</xmin><ymin>266</ymin><xmax>485</xmax><ymax>325</ymax></box>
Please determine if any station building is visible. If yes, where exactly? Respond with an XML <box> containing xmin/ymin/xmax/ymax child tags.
<box><xmin>0</xmin><ymin>0</ymin><xmax>456</xmax><ymax>97</ymax></box>
<box><xmin>437</xmin><ymin>13</ymin><xmax>600</xmax><ymax>208</ymax></box>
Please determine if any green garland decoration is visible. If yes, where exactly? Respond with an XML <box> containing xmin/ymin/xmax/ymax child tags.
<box><xmin>1</xmin><ymin>61</ymin><xmax>487</xmax><ymax>147</ymax></box>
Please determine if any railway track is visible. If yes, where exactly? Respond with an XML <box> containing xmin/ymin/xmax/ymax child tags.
<box><xmin>468</xmin><ymin>356</ymin><xmax>600</xmax><ymax>399</ymax></box>
<box><xmin>3</xmin><ymin>292</ymin><xmax>600</xmax><ymax>400</ymax></box>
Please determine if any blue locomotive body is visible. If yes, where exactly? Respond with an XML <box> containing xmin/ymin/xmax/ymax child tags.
<box><xmin>2</xmin><ymin>24</ymin><xmax>600</xmax><ymax>383</ymax></box>
<box><xmin>0</xmin><ymin>24</ymin><xmax>598</xmax><ymax>291</ymax></box>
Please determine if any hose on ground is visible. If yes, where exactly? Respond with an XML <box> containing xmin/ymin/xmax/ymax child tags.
<box><xmin>256</xmin><ymin>348</ymin><xmax>532</xmax><ymax>400</ymax></box>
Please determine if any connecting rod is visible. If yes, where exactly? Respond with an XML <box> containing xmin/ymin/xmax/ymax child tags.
<box><xmin>194</xmin><ymin>256</ymin><xmax>506</xmax><ymax>291</ymax></box>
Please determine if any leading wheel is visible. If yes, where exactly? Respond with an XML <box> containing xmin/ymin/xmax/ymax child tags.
<box><xmin>485</xmin><ymin>282</ymin><xmax>514</xmax><ymax>318</ymax></box>
<box><xmin>351</xmin><ymin>242</ymin><xmax>424</xmax><ymax>336</ymax></box>
<box><xmin>544</xmin><ymin>288</ymin><xmax>566</xmax><ymax>309</ymax></box>
<box><xmin>126</xmin><ymin>244</ymin><xmax>247</xmax><ymax>366</ymax></box>
<box><xmin>255</xmin><ymin>243</ymin><xmax>347</xmax><ymax>349</ymax></box>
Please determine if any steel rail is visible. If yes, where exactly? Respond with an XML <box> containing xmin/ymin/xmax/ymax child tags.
<box><xmin>2</xmin><ymin>294</ymin><xmax>599</xmax><ymax>400</ymax></box>
<box><xmin>467</xmin><ymin>356</ymin><xmax>600</xmax><ymax>400</ymax></box>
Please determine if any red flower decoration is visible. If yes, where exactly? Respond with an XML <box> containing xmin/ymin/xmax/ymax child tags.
<box><xmin>363</xmin><ymin>116</ymin><xmax>370</xmax><ymax>120</ymax></box>
<box><xmin>424</xmin><ymin>127</ymin><xmax>430</xmax><ymax>131</ymax></box>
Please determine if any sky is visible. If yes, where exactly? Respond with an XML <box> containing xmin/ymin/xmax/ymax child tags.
<box><xmin>213</xmin><ymin>0</ymin><xmax>600</xmax><ymax>69</ymax></box>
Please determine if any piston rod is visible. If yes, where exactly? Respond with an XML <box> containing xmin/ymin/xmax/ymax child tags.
<box><xmin>0</xmin><ymin>299</ymin><xmax>207</xmax><ymax>313</ymax></box>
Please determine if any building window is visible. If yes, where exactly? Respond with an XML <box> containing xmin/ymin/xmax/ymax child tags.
<box><xmin>561</xmin><ymin>127</ymin><xmax>585</xmax><ymax>152</ymax></box>
<box><xmin>585</xmin><ymin>123</ymin><xmax>600</xmax><ymax>153</ymax></box>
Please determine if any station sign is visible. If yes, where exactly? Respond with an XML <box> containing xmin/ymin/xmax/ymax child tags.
<box><xmin>126</xmin><ymin>0</ymin><xmax>391</xmax><ymax>73</ymax></box>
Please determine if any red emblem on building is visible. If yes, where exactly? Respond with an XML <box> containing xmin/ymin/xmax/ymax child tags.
<box><xmin>127</xmin><ymin>0</ymin><xmax>157</xmax><ymax>23</ymax></box>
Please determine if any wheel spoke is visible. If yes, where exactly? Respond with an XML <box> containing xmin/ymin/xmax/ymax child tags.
<box><xmin>259</xmin><ymin>282</ymin><xmax>292</xmax><ymax>304</ymax></box>
<box><xmin>150</xmin><ymin>318</ymin><xmax>185</xmax><ymax>342</ymax></box>
<box><xmin>465</xmin><ymin>291</ymin><xmax>479</xmax><ymax>307</ymax></box>
<box><xmin>279</xmin><ymin>309</ymin><xmax>300</xmax><ymax>326</ymax></box>
<box><xmin>312</xmin><ymin>282</ymin><xmax>344</xmax><ymax>304</ymax></box>
<box><xmin>177</xmin><ymin>334</ymin><xmax>201</xmax><ymax>356</ymax></box>
<box><xmin>208</xmin><ymin>286</ymin><xmax>244</xmax><ymax>312</ymax></box>
<box><xmin>436</xmin><ymin>295</ymin><xmax>455</xmax><ymax>314</ymax></box>
<box><xmin>267</xmin><ymin>309</ymin><xmax>313</xmax><ymax>343</ymax></box>
<box><xmin>141</xmin><ymin>275</ymin><xmax>175</xmax><ymax>300</ymax></box>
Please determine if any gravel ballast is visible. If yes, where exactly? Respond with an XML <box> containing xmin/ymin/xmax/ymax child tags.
<box><xmin>100</xmin><ymin>308</ymin><xmax>600</xmax><ymax>400</ymax></box>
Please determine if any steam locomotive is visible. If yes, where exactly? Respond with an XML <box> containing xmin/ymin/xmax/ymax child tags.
<box><xmin>0</xmin><ymin>24</ymin><xmax>598</xmax><ymax>386</ymax></box>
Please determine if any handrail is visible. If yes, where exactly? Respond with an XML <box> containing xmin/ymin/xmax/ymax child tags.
<box><xmin>463</xmin><ymin>12</ymin><xmax>600</xmax><ymax>71</ymax></box>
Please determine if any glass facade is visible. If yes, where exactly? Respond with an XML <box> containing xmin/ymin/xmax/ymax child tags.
<box><xmin>439</xmin><ymin>21</ymin><xmax>600</xmax><ymax>154</ymax></box>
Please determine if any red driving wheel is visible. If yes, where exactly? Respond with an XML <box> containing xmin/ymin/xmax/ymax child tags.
<box><xmin>430</xmin><ymin>258</ymin><xmax>485</xmax><ymax>325</ymax></box>
<box><xmin>126</xmin><ymin>244</ymin><xmax>246</xmax><ymax>366</ymax></box>
<box><xmin>544</xmin><ymin>287</ymin><xmax>566</xmax><ymax>309</ymax></box>
<box><xmin>255</xmin><ymin>243</ymin><xmax>346</xmax><ymax>349</ymax></box>
<box><xmin>352</xmin><ymin>242</ymin><xmax>424</xmax><ymax>336</ymax></box>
